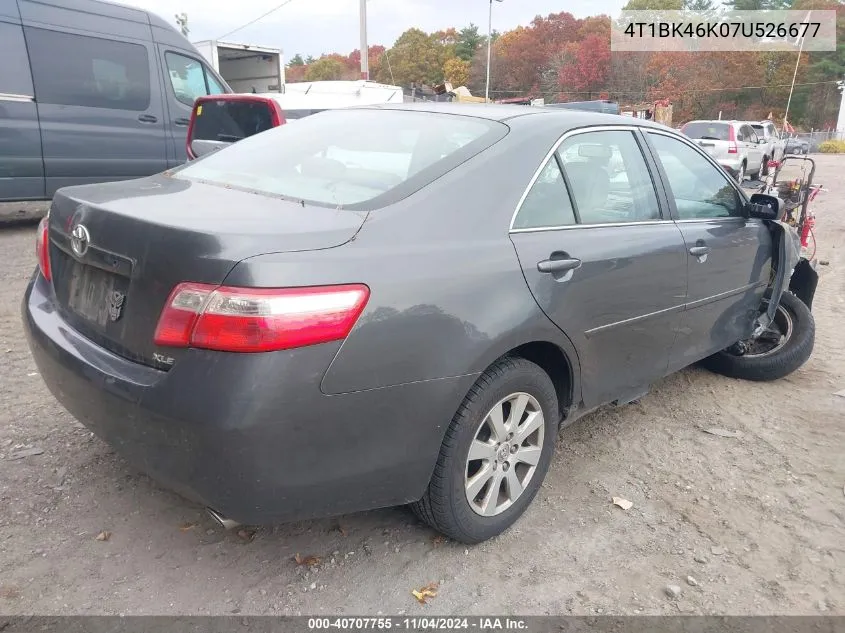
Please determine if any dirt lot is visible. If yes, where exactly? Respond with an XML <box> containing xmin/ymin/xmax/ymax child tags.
<box><xmin>0</xmin><ymin>157</ymin><xmax>843</xmax><ymax>617</ymax></box>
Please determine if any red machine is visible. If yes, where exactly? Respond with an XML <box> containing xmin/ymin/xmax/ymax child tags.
<box><xmin>760</xmin><ymin>156</ymin><xmax>822</xmax><ymax>260</ymax></box>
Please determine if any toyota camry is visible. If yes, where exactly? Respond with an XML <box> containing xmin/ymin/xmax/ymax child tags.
<box><xmin>23</xmin><ymin>103</ymin><xmax>817</xmax><ymax>544</ymax></box>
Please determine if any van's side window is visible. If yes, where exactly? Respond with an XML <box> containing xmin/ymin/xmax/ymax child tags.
<box><xmin>0</xmin><ymin>23</ymin><xmax>34</xmax><ymax>97</ymax></box>
<box><xmin>25</xmin><ymin>27</ymin><xmax>150</xmax><ymax>110</ymax></box>
<box><xmin>165</xmin><ymin>52</ymin><xmax>225</xmax><ymax>106</ymax></box>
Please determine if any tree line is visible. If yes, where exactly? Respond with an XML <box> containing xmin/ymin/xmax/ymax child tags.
<box><xmin>286</xmin><ymin>0</ymin><xmax>845</xmax><ymax>129</ymax></box>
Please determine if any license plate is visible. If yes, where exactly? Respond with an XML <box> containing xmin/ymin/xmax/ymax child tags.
<box><xmin>66</xmin><ymin>263</ymin><xmax>129</xmax><ymax>328</ymax></box>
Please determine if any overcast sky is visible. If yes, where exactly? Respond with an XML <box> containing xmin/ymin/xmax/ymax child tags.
<box><xmin>131</xmin><ymin>0</ymin><xmax>627</xmax><ymax>59</ymax></box>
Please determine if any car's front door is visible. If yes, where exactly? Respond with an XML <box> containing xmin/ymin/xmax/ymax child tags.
<box><xmin>643</xmin><ymin>130</ymin><xmax>772</xmax><ymax>372</ymax></box>
<box><xmin>158</xmin><ymin>48</ymin><xmax>227</xmax><ymax>166</ymax></box>
<box><xmin>509</xmin><ymin>127</ymin><xmax>689</xmax><ymax>408</ymax></box>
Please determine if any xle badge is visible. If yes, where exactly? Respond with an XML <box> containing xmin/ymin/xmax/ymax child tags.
<box><xmin>153</xmin><ymin>353</ymin><xmax>175</xmax><ymax>366</ymax></box>
<box><xmin>107</xmin><ymin>290</ymin><xmax>125</xmax><ymax>322</ymax></box>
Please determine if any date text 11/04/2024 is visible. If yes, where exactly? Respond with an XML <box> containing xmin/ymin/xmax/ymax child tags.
<box><xmin>307</xmin><ymin>617</ymin><xmax>528</xmax><ymax>630</ymax></box>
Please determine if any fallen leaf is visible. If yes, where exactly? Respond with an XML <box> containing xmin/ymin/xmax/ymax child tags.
<box><xmin>95</xmin><ymin>531</ymin><xmax>111</xmax><ymax>542</ymax></box>
<box><xmin>612</xmin><ymin>497</ymin><xmax>633</xmax><ymax>510</ymax></box>
<box><xmin>9</xmin><ymin>447</ymin><xmax>44</xmax><ymax>460</ymax></box>
<box><xmin>431</xmin><ymin>535</ymin><xmax>447</xmax><ymax>547</ymax></box>
<box><xmin>294</xmin><ymin>553</ymin><xmax>321</xmax><ymax>567</ymax></box>
<box><xmin>333</xmin><ymin>524</ymin><xmax>348</xmax><ymax>537</ymax></box>
<box><xmin>412</xmin><ymin>582</ymin><xmax>439</xmax><ymax>604</ymax></box>
<box><xmin>703</xmin><ymin>428</ymin><xmax>741</xmax><ymax>438</ymax></box>
<box><xmin>0</xmin><ymin>585</ymin><xmax>21</xmax><ymax>599</ymax></box>
<box><xmin>237</xmin><ymin>529</ymin><xmax>256</xmax><ymax>542</ymax></box>
<box><xmin>178</xmin><ymin>522</ymin><xmax>196</xmax><ymax>532</ymax></box>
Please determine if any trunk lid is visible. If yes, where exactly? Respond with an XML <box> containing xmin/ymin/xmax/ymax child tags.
<box><xmin>45</xmin><ymin>174</ymin><xmax>367</xmax><ymax>369</ymax></box>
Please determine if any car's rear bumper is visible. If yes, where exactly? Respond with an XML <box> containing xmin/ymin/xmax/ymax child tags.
<box><xmin>23</xmin><ymin>273</ymin><xmax>477</xmax><ymax>524</ymax></box>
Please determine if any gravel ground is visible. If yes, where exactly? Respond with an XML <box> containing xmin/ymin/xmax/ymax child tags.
<box><xmin>0</xmin><ymin>157</ymin><xmax>843</xmax><ymax>616</ymax></box>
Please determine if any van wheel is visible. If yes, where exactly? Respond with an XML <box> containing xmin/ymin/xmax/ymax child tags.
<box><xmin>410</xmin><ymin>357</ymin><xmax>557</xmax><ymax>544</ymax></box>
<box><xmin>702</xmin><ymin>292</ymin><xmax>814</xmax><ymax>381</ymax></box>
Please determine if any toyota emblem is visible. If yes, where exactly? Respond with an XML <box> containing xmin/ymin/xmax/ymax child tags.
<box><xmin>70</xmin><ymin>224</ymin><xmax>91</xmax><ymax>257</ymax></box>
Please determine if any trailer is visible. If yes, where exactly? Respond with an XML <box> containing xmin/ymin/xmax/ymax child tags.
<box><xmin>193</xmin><ymin>40</ymin><xmax>284</xmax><ymax>93</ymax></box>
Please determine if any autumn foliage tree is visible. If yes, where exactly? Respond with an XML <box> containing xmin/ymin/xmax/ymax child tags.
<box><xmin>282</xmin><ymin>5</ymin><xmax>844</xmax><ymax>130</ymax></box>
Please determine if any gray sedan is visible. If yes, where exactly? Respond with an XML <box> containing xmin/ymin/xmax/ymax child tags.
<box><xmin>22</xmin><ymin>104</ymin><xmax>817</xmax><ymax>543</ymax></box>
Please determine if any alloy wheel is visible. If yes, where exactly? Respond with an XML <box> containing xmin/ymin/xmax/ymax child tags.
<box><xmin>464</xmin><ymin>392</ymin><xmax>545</xmax><ymax>517</ymax></box>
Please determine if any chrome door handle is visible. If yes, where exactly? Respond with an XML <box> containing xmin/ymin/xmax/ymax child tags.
<box><xmin>688</xmin><ymin>246</ymin><xmax>711</xmax><ymax>257</ymax></box>
<box><xmin>537</xmin><ymin>258</ymin><xmax>582</xmax><ymax>274</ymax></box>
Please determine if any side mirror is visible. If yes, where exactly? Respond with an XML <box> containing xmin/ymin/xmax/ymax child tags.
<box><xmin>747</xmin><ymin>193</ymin><xmax>782</xmax><ymax>220</ymax></box>
<box><xmin>758</xmin><ymin>138</ymin><xmax>767</xmax><ymax>145</ymax></box>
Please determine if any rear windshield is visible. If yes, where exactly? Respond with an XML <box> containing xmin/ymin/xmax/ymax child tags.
<box><xmin>682</xmin><ymin>122</ymin><xmax>730</xmax><ymax>141</ymax></box>
<box><xmin>192</xmin><ymin>99</ymin><xmax>276</xmax><ymax>143</ymax></box>
<box><xmin>176</xmin><ymin>109</ymin><xmax>507</xmax><ymax>209</ymax></box>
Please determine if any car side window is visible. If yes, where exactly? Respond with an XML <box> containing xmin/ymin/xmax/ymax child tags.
<box><xmin>0</xmin><ymin>23</ymin><xmax>34</xmax><ymax>96</ymax></box>
<box><xmin>647</xmin><ymin>132</ymin><xmax>744</xmax><ymax>220</ymax></box>
<box><xmin>25</xmin><ymin>27</ymin><xmax>151</xmax><ymax>110</ymax></box>
<box><xmin>165</xmin><ymin>52</ymin><xmax>225</xmax><ymax>106</ymax></box>
<box><xmin>512</xmin><ymin>157</ymin><xmax>577</xmax><ymax>230</ymax></box>
<box><xmin>558</xmin><ymin>130</ymin><xmax>660</xmax><ymax>224</ymax></box>
<box><xmin>736</xmin><ymin>126</ymin><xmax>744</xmax><ymax>141</ymax></box>
<box><xmin>205</xmin><ymin>71</ymin><xmax>226</xmax><ymax>95</ymax></box>
<box><xmin>744</xmin><ymin>126</ymin><xmax>758</xmax><ymax>143</ymax></box>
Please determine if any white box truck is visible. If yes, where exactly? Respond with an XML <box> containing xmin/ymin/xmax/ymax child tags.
<box><xmin>193</xmin><ymin>40</ymin><xmax>284</xmax><ymax>93</ymax></box>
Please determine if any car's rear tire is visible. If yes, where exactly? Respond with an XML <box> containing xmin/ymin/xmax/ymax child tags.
<box><xmin>410</xmin><ymin>357</ymin><xmax>558</xmax><ymax>544</ymax></box>
<box><xmin>701</xmin><ymin>291</ymin><xmax>814</xmax><ymax>382</ymax></box>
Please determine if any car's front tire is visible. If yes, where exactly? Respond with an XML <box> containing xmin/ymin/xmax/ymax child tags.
<box><xmin>702</xmin><ymin>291</ymin><xmax>814</xmax><ymax>382</ymax></box>
<box><xmin>411</xmin><ymin>357</ymin><xmax>558</xmax><ymax>544</ymax></box>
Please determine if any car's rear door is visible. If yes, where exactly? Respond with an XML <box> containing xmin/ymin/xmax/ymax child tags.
<box><xmin>742</xmin><ymin>124</ymin><xmax>764</xmax><ymax>172</ymax></box>
<box><xmin>642</xmin><ymin>130</ymin><xmax>772</xmax><ymax>372</ymax></box>
<box><xmin>509</xmin><ymin>126</ymin><xmax>689</xmax><ymax>408</ymax></box>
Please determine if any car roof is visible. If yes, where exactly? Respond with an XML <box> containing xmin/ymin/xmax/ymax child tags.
<box><xmin>355</xmin><ymin>102</ymin><xmax>674</xmax><ymax>130</ymax></box>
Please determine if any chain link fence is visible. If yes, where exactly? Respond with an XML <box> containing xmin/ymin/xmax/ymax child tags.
<box><xmin>791</xmin><ymin>130</ymin><xmax>837</xmax><ymax>151</ymax></box>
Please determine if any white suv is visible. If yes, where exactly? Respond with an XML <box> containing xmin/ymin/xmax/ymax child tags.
<box><xmin>680</xmin><ymin>120</ymin><xmax>768</xmax><ymax>183</ymax></box>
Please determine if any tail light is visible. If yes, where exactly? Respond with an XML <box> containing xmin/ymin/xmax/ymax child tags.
<box><xmin>728</xmin><ymin>125</ymin><xmax>738</xmax><ymax>154</ymax></box>
<box><xmin>35</xmin><ymin>216</ymin><xmax>51</xmax><ymax>281</ymax></box>
<box><xmin>154</xmin><ymin>282</ymin><xmax>370</xmax><ymax>353</ymax></box>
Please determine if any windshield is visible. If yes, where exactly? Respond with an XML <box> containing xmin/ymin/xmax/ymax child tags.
<box><xmin>176</xmin><ymin>109</ymin><xmax>507</xmax><ymax>209</ymax></box>
<box><xmin>682</xmin><ymin>122</ymin><xmax>730</xmax><ymax>141</ymax></box>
